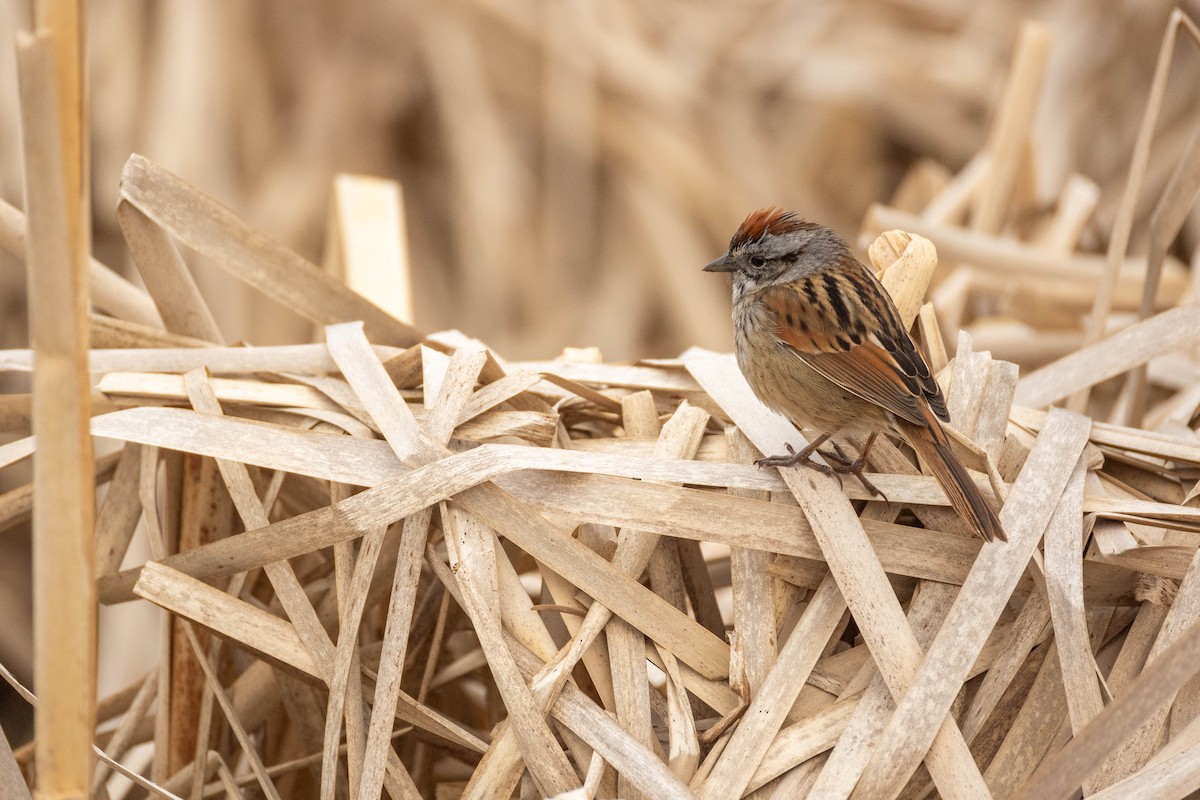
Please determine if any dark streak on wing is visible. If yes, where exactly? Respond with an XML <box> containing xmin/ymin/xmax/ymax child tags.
<box><xmin>802</xmin><ymin>281</ymin><xmax>820</xmax><ymax>306</ymax></box>
<box><xmin>823</xmin><ymin>273</ymin><xmax>852</xmax><ymax>328</ymax></box>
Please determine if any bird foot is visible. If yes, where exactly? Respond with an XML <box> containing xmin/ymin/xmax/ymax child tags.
<box><xmin>755</xmin><ymin>442</ymin><xmax>840</xmax><ymax>484</ymax></box>
<box><xmin>820</xmin><ymin>442</ymin><xmax>888</xmax><ymax>501</ymax></box>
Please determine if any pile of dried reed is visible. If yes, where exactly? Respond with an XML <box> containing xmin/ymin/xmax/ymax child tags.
<box><xmin>9</xmin><ymin>3</ymin><xmax>1200</xmax><ymax>800</ymax></box>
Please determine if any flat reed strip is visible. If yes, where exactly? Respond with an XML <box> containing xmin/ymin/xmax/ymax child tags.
<box><xmin>16</xmin><ymin>10</ymin><xmax>96</xmax><ymax>798</ymax></box>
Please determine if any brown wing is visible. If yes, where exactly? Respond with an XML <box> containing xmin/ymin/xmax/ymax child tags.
<box><xmin>761</xmin><ymin>260</ymin><xmax>948</xmax><ymax>426</ymax></box>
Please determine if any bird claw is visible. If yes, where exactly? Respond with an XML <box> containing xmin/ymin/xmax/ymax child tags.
<box><xmin>755</xmin><ymin>442</ymin><xmax>799</xmax><ymax>468</ymax></box>
<box><xmin>820</xmin><ymin>445</ymin><xmax>887</xmax><ymax>501</ymax></box>
<box><xmin>756</xmin><ymin>453</ymin><xmax>798</xmax><ymax>469</ymax></box>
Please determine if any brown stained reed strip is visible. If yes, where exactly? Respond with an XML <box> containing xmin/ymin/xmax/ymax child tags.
<box><xmin>16</xmin><ymin>18</ymin><xmax>96</xmax><ymax>800</ymax></box>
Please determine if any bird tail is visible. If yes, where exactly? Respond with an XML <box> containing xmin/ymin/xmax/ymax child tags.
<box><xmin>894</xmin><ymin>412</ymin><xmax>1006</xmax><ymax>542</ymax></box>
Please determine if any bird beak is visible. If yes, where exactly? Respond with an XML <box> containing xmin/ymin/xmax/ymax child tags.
<box><xmin>703</xmin><ymin>253</ymin><xmax>737</xmax><ymax>273</ymax></box>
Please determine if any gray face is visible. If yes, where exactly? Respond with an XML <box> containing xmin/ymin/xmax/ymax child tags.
<box><xmin>704</xmin><ymin>226</ymin><xmax>844</xmax><ymax>297</ymax></box>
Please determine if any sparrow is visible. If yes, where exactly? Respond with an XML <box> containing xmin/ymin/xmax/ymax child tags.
<box><xmin>704</xmin><ymin>208</ymin><xmax>1005</xmax><ymax>542</ymax></box>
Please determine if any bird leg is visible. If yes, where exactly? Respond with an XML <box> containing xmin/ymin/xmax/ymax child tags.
<box><xmin>755</xmin><ymin>433</ymin><xmax>835</xmax><ymax>475</ymax></box>
<box><xmin>821</xmin><ymin>433</ymin><xmax>886</xmax><ymax>500</ymax></box>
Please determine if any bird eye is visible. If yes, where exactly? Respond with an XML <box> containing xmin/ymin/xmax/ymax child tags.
<box><xmin>750</xmin><ymin>256</ymin><xmax>766</xmax><ymax>267</ymax></box>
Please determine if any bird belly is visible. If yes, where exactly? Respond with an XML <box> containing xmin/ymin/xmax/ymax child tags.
<box><xmin>734</xmin><ymin>322</ymin><xmax>886</xmax><ymax>436</ymax></box>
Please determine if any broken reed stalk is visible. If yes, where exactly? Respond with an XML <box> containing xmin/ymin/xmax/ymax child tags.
<box><xmin>17</xmin><ymin>6</ymin><xmax>95</xmax><ymax>797</ymax></box>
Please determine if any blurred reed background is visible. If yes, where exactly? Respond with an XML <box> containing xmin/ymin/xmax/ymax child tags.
<box><xmin>1</xmin><ymin>0</ymin><xmax>1198</xmax><ymax>750</ymax></box>
<box><xmin>0</xmin><ymin>0</ymin><xmax>1193</xmax><ymax>361</ymax></box>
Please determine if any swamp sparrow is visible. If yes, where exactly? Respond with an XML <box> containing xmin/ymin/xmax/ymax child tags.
<box><xmin>704</xmin><ymin>208</ymin><xmax>1005</xmax><ymax>542</ymax></box>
